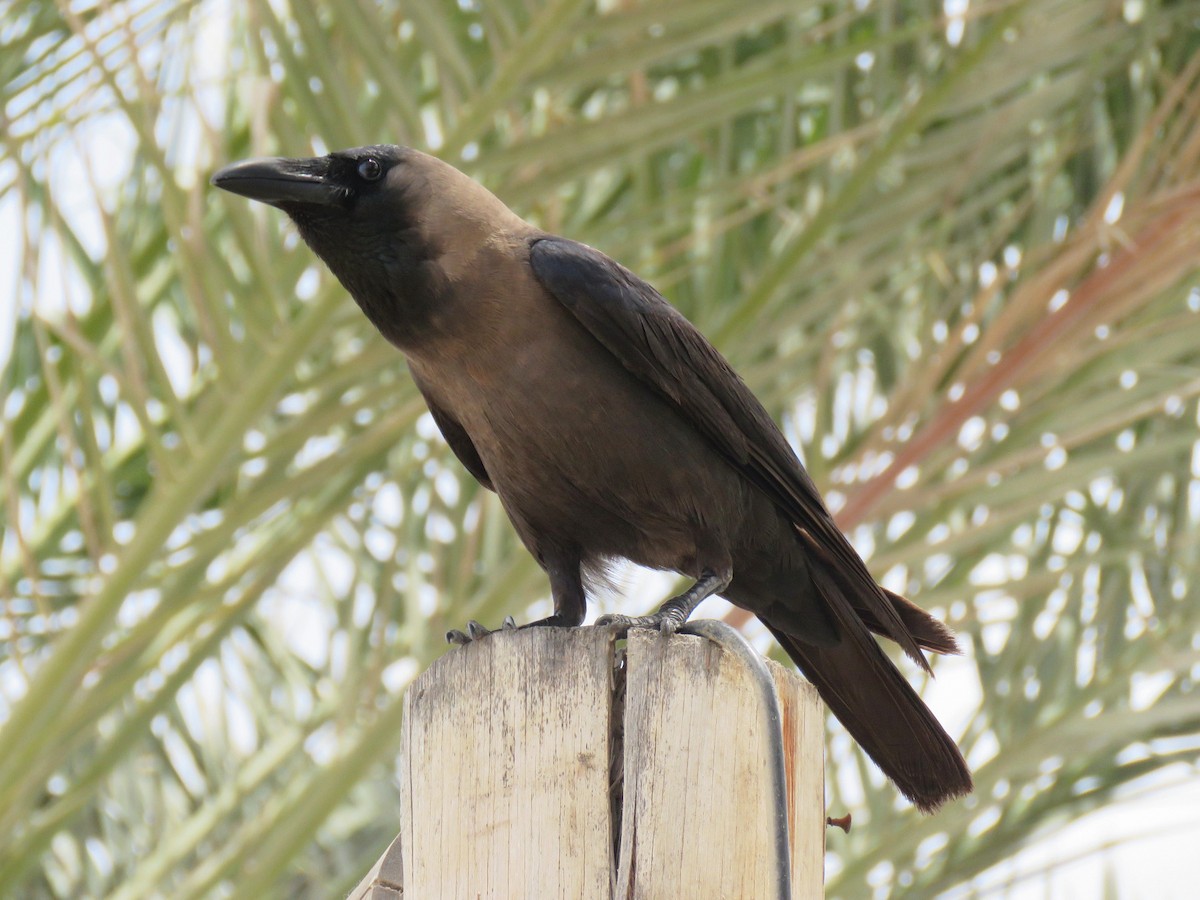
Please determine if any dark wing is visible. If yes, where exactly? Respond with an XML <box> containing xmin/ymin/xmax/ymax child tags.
<box><xmin>529</xmin><ymin>237</ymin><xmax>927</xmax><ymax>669</ymax></box>
<box><xmin>409</xmin><ymin>370</ymin><xmax>494</xmax><ymax>492</ymax></box>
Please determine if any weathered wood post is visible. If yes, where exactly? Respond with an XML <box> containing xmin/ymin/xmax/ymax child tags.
<box><xmin>349</xmin><ymin>625</ymin><xmax>824</xmax><ymax>899</ymax></box>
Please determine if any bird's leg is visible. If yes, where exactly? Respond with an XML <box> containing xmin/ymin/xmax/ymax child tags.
<box><xmin>446</xmin><ymin>552</ymin><xmax>585</xmax><ymax>645</ymax></box>
<box><xmin>523</xmin><ymin>555</ymin><xmax>586</xmax><ymax>628</ymax></box>
<box><xmin>597</xmin><ymin>567</ymin><xmax>732</xmax><ymax>636</ymax></box>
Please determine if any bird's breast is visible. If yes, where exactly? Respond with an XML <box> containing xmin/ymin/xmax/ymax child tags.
<box><xmin>447</xmin><ymin>318</ymin><xmax>740</xmax><ymax>568</ymax></box>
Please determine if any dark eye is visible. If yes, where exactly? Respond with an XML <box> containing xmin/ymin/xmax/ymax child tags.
<box><xmin>357</xmin><ymin>158</ymin><xmax>383</xmax><ymax>182</ymax></box>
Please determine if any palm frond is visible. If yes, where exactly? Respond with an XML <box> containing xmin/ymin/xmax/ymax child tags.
<box><xmin>2</xmin><ymin>1</ymin><xmax>1199</xmax><ymax>896</ymax></box>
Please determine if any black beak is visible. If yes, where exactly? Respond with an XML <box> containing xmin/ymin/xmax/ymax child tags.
<box><xmin>211</xmin><ymin>156</ymin><xmax>340</xmax><ymax>208</ymax></box>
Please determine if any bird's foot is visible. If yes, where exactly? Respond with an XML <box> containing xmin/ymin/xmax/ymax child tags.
<box><xmin>446</xmin><ymin>616</ymin><xmax>517</xmax><ymax>646</ymax></box>
<box><xmin>595</xmin><ymin>608</ymin><xmax>690</xmax><ymax>637</ymax></box>
<box><xmin>596</xmin><ymin>569</ymin><xmax>729</xmax><ymax>639</ymax></box>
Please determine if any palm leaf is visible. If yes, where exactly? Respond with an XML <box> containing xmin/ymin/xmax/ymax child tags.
<box><xmin>2</xmin><ymin>1</ymin><xmax>1199</xmax><ymax>896</ymax></box>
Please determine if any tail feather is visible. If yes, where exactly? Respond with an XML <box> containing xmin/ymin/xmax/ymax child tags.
<box><xmin>859</xmin><ymin>589</ymin><xmax>960</xmax><ymax>656</ymax></box>
<box><xmin>767</xmin><ymin>568</ymin><xmax>972</xmax><ymax>813</ymax></box>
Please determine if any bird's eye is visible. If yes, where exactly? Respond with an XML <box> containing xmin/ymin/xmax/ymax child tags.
<box><xmin>357</xmin><ymin>158</ymin><xmax>383</xmax><ymax>182</ymax></box>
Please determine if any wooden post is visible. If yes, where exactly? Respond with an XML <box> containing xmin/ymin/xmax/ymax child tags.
<box><xmin>349</xmin><ymin>626</ymin><xmax>824</xmax><ymax>899</ymax></box>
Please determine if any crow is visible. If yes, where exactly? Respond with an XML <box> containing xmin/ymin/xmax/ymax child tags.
<box><xmin>212</xmin><ymin>145</ymin><xmax>972</xmax><ymax>811</ymax></box>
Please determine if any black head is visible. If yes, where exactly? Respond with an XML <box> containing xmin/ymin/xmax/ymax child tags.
<box><xmin>212</xmin><ymin>145</ymin><xmax>520</xmax><ymax>348</ymax></box>
<box><xmin>211</xmin><ymin>144</ymin><xmax>408</xmax><ymax>214</ymax></box>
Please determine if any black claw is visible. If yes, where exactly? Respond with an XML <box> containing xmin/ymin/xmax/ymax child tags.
<box><xmin>466</xmin><ymin>620</ymin><xmax>490</xmax><ymax>641</ymax></box>
<box><xmin>596</xmin><ymin>613</ymin><xmax>669</xmax><ymax>638</ymax></box>
<box><xmin>447</xmin><ymin>617</ymin><xmax>523</xmax><ymax>645</ymax></box>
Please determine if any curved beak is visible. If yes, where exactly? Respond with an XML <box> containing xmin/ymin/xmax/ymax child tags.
<box><xmin>211</xmin><ymin>156</ymin><xmax>339</xmax><ymax>208</ymax></box>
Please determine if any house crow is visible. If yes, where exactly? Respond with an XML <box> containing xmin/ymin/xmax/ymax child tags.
<box><xmin>212</xmin><ymin>145</ymin><xmax>972</xmax><ymax>812</ymax></box>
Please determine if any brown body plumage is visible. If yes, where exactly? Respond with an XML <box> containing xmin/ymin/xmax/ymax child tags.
<box><xmin>212</xmin><ymin>145</ymin><xmax>972</xmax><ymax>812</ymax></box>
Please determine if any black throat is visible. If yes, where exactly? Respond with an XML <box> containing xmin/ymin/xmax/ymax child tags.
<box><xmin>290</xmin><ymin>206</ymin><xmax>450</xmax><ymax>352</ymax></box>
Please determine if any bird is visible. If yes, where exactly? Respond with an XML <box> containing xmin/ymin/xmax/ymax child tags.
<box><xmin>212</xmin><ymin>144</ymin><xmax>972</xmax><ymax>812</ymax></box>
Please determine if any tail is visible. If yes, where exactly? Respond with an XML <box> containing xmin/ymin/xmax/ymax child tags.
<box><xmin>862</xmin><ymin>588</ymin><xmax>960</xmax><ymax>655</ymax></box>
<box><xmin>765</xmin><ymin>572</ymin><xmax>972</xmax><ymax>813</ymax></box>
<box><xmin>768</xmin><ymin>622</ymin><xmax>972</xmax><ymax>812</ymax></box>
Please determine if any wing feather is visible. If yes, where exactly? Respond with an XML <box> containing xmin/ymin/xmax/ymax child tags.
<box><xmin>529</xmin><ymin>236</ymin><xmax>927</xmax><ymax>669</ymax></box>
<box><xmin>409</xmin><ymin>368</ymin><xmax>494</xmax><ymax>492</ymax></box>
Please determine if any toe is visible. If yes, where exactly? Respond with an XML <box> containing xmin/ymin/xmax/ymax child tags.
<box><xmin>466</xmin><ymin>620</ymin><xmax>490</xmax><ymax>641</ymax></box>
<box><xmin>446</xmin><ymin>629</ymin><xmax>470</xmax><ymax>646</ymax></box>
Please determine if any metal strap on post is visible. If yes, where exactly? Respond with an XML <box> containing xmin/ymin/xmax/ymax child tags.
<box><xmin>681</xmin><ymin>619</ymin><xmax>792</xmax><ymax>900</ymax></box>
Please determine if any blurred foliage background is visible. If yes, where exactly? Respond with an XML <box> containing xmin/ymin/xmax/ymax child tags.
<box><xmin>3</xmin><ymin>0</ymin><xmax>1200</xmax><ymax>896</ymax></box>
